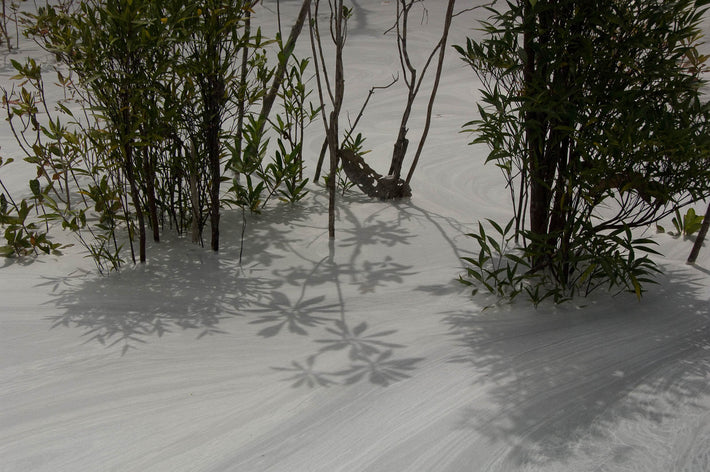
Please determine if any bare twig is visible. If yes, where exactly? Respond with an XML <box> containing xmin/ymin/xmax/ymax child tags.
<box><xmin>343</xmin><ymin>75</ymin><xmax>399</xmax><ymax>147</ymax></box>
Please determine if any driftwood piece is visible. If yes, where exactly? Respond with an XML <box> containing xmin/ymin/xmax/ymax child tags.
<box><xmin>339</xmin><ymin>149</ymin><xmax>412</xmax><ymax>200</ymax></box>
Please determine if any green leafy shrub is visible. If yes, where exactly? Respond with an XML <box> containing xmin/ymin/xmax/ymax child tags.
<box><xmin>459</xmin><ymin>218</ymin><xmax>528</xmax><ymax>301</ymax></box>
<box><xmin>4</xmin><ymin>0</ymin><xmax>314</xmax><ymax>269</ymax></box>
<box><xmin>457</xmin><ymin>0</ymin><xmax>710</xmax><ymax>303</ymax></box>
<box><xmin>1</xmin><ymin>58</ymin><xmax>120</xmax><ymax>271</ymax></box>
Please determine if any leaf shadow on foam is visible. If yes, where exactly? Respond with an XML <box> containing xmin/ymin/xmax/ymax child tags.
<box><xmin>263</xmin><ymin>194</ymin><xmax>426</xmax><ymax>388</ymax></box>
<box><xmin>440</xmin><ymin>266</ymin><xmax>710</xmax><ymax>470</ymax></box>
<box><xmin>38</xmin><ymin>194</ymin><xmax>325</xmax><ymax>355</ymax></box>
<box><xmin>40</xmin><ymin>190</ymin><xmax>427</xmax><ymax>387</ymax></box>
<box><xmin>258</xmin><ymin>252</ymin><xmax>425</xmax><ymax>388</ymax></box>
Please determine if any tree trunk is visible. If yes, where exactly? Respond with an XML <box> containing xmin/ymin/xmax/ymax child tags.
<box><xmin>119</xmin><ymin>89</ymin><xmax>145</xmax><ymax>263</ymax></box>
<box><xmin>189</xmin><ymin>140</ymin><xmax>201</xmax><ymax>245</ymax></box>
<box><xmin>687</xmin><ymin>200</ymin><xmax>710</xmax><ymax>264</ymax></box>
<box><xmin>232</xmin><ymin>9</ymin><xmax>251</xmax><ymax>174</ymax></box>
<box><xmin>329</xmin><ymin>1</ymin><xmax>345</xmax><ymax>238</ymax></box>
<box><xmin>388</xmin><ymin>134</ymin><xmax>409</xmax><ymax>179</ymax></box>
<box><xmin>314</xmin><ymin>137</ymin><xmax>328</xmax><ymax>182</ymax></box>
<box><xmin>524</xmin><ymin>1</ymin><xmax>558</xmax><ymax>270</ymax></box>
<box><xmin>327</xmin><ymin>0</ymin><xmax>345</xmax><ymax>239</ymax></box>
<box><xmin>143</xmin><ymin>147</ymin><xmax>160</xmax><ymax>243</ymax></box>
<box><xmin>204</xmin><ymin>18</ymin><xmax>225</xmax><ymax>252</ymax></box>
<box><xmin>327</xmin><ymin>111</ymin><xmax>338</xmax><ymax>239</ymax></box>
<box><xmin>124</xmin><ymin>143</ymin><xmax>146</xmax><ymax>263</ymax></box>
<box><xmin>190</xmin><ymin>174</ymin><xmax>201</xmax><ymax>244</ymax></box>
<box><xmin>524</xmin><ymin>2</ymin><xmax>544</xmax><ymax>238</ymax></box>
<box><xmin>207</xmin><ymin>99</ymin><xmax>222</xmax><ymax>252</ymax></box>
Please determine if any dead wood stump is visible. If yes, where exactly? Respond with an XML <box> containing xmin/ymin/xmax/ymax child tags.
<box><xmin>338</xmin><ymin>148</ymin><xmax>412</xmax><ymax>200</ymax></box>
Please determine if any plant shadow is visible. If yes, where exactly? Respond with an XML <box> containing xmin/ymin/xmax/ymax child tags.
<box><xmin>42</xmin><ymin>190</ymin><xmax>426</xmax><ymax>386</ymax></box>
<box><xmin>441</xmin><ymin>265</ymin><xmax>710</xmax><ymax>469</ymax></box>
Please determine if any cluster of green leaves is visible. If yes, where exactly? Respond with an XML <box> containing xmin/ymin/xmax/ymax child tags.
<box><xmin>459</xmin><ymin>219</ymin><xmax>528</xmax><ymax>301</ymax></box>
<box><xmin>457</xmin><ymin>0</ymin><xmax>710</xmax><ymax>303</ymax></box>
<box><xmin>228</xmin><ymin>47</ymin><xmax>320</xmax><ymax>213</ymax></box>
<box><xmin>273</xmin><ymin>54</ymin><xmax>321</xmax><ymax>202</ymax></box>
<box><xmin>226</xmin><ymin>45</ymin><xmax>320</xmax><ymax>213</ymax></box>
<box><xmin>461</xmin><ymin>218</ymin><xmax>662</xmax><ymax>305</ymax></box>
<box><xmin>1</xmin><ymin>55</ymin><xmax>124</xmax><ymax>271</ymax></box>
<box><xmin>0</xmin><ymin>157</ymin><xmax>64</xmax><ymax>257</ymax></box>
<box><xmin>658</xmin><ymin>207</ymin><xmax>705</xmax><ymax>237</ymax></box>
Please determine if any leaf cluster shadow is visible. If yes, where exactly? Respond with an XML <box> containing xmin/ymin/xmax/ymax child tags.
<box><xmin>258</xmin><ymin>194</ymin><xmax>425</xmax><ymax>388</ymax></box>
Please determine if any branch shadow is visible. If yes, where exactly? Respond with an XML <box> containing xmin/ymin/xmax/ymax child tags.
<box><xmin>441</xmin><ymin>266</ymin><xmax>710</xmax><ymax>469</ymax></box>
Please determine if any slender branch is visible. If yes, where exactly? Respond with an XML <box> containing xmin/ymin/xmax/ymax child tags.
<box><xmin>310</xmin><ymin>0</ymin><xmax>331</xmax><ymax>139</ymax></box>
<box><xmin>396</xmin><ymin>0</ymin><xmax>416</xmax><ymax>88</ymax></box>
<box><xmin>342</xmin><ymin>75</ymin><xmax>398</xmax><ymax>146</ymax></box>
<box><xmin>312</xmin><ymin>0</ymin><xmax>335</xmax><ymax>106</ymax></box>
<box><xmin>256</xmin><ymin>0</ymin><xmax>311</xmax><ymax>131</ymax></box>
<box><xmin>405</xmin><ymin>0</ymin><xmax>456</xmax><ymax>185</ymax></box>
